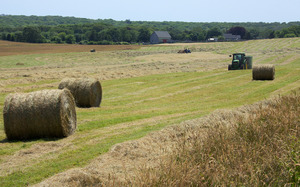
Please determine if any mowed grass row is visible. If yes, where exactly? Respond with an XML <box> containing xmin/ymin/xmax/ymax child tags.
<box><xmin>0</xmin><ymin>38</ymin><xmax>299</xmax><ymax>186</ymax></box>
<box><xmin>1</xmin><ymin>61</ymin><xmax>300</xmax><ymax>186</ymax></box>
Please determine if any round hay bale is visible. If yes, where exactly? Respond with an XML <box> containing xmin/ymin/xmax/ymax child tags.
<box><xmin>252</xmin><ymin>64</ymin><xmax>275</xmax><ymax>80</ymax></box>
<box><xmin>3</xmin><ymin>89</ymin><xmax>77</xmax><ymax>140</ymax></box>
<box><xmin>58</xmin><ymin>78</ymin><xmax>102</xmax><ymax>107</ymax></box>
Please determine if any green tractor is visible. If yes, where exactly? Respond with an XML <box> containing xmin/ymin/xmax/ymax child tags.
<box><xmin>228</xmin><ymin>53</ymin><xmax>253</xmax><ymax>70</ymax></box>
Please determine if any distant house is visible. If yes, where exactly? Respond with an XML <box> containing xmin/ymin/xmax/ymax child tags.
<box><xmin>223</xmin><ymin>33</ymin><xmax>241</xmax><ymax>41</ymax></box>
<box><xmin>150</xmin><ymin>31</ymin><xmax>172</xmax><ymax>44</ymax></box>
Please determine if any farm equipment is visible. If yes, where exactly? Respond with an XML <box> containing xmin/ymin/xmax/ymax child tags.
<box><xmin>228</xmin><ymin>53</ymin><xmax>252</xmax><ymax>70</ymax></box>
<box><xmin>178</xmin><ymin>49</ymin><xmax>191</xmax><ymax>53</ymax></box>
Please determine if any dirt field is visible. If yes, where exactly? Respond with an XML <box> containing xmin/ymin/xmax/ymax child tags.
<box><xmin>0</xmin><ymin>41</ymin><xmax>140</xmax><ymax>56</ymax></box>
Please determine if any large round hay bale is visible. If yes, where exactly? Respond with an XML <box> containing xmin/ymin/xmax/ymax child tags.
<box><xmin>58</xmin><ymin>78</ymin><xmax>102</xmax><ymax>107</ymax></box>
<box><xmin>3</xmin><ymin>89</ymin><xmax>77</xmax><ymax>140</ymax></box>
<box><xmin>252</xmin><ymin>64</ymin><xmax>275</xmax><ymax>80</ymax></box>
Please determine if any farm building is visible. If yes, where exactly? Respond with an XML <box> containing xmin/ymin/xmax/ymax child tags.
<box><xmin>208</xmin><ymin>38</ymin><xmax>218</xmax><ymax>42</ymax></box>
<box><xmin>150</xmin><ymin>31</ymin><xmax>172</xmax><ymax>44</ymax></box>
<box><xmin>223</xmin><ymin>33</ymin><xmax>241</xmax><ymax>41</ymax></box>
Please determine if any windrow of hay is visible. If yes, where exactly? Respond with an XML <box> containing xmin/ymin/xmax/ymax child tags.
<box><xmin>58</xmin><ymin>78</ymin><xmax>102</xmax><ymax>108</ymax></box>
<box><xmin>252</xmin><ymin>64</ymin><xmax>275</xmax><ymax>80</ymax></box>
<box><xmin>35</xmin><ymin>91</ymin><xmax>300</xmax><ymax>187</ymax></box>
<box><xmin>3</xmin><ymin>89</ymin><xmax>77</xmax><ymax>140</ymax></box>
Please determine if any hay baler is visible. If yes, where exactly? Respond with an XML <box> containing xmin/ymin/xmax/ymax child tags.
<box><xmin>228</xmin><ymin>53</ymin><xmax>252</xmax><ymax>70</ymax></box>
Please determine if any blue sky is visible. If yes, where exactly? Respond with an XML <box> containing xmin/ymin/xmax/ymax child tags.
<box><xmin>1</xmin><ymin>0</ymin><xmax>299</xmax><ymax>22</ymax></box>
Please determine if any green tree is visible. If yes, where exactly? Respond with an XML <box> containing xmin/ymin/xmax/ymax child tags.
<box><xmin>14</xmin><ymin>31</ymin><xmax>24</xmax><ymax>42</ymax></box>
<box><xmin>107</xmin><ymin>28</ymin><xmax>121</xmax><ymax>42</ymax></box>
<box><xmin>286</xmin><ymin>25</ymin><xmax>300</xmax><ymax>36</ymax></box>
<box><xmin>260</xmin><ymin>29</ymin><xmax>274</xmax><ymax>39</ymax></box>
<box><xmin>23</xmin><ymin>26</ymin><xmax>43</xmax><ymax>43</ymax></box>
<box><xmin>249</xmin><ymin>29</ymin><xmax>259</xmax><ymax>39</ymax></box>
<box><xmin>268</xmin><ymin>31</ymin><xmax>275</xmax><ymax>38</ymax></box>
<box><xmin>138</xmin><ymin>27</ymin><xmax>151</xmax><ymax>42</ymax></box>
<box><xmin>284</xmin><ymin>33</ymin><xmax>296</xmax><ymax>38</ymax></box>
<box><xmin>10</xmin><ymin>34</ymin><xmax>15</xmax><ymax>41</ymax></box>
<box><xmin>227</xmin><ymin>26</ymin><xmax>247</xmax><ymax>39</ymax></box>
<box><xmin>206</xmin><ymin>27</ymin><xmax>222</xmax><ymax>39</ymax></box>
<box><xmin>125</xmin><ymin>19</ymin><xmax>132</xmax><ymax>24</ymax></box>
<box><xmin>98</xmin><ymin>29</ymin><xmax>112</xmax><ymax>41</ymax></box>
<box><xmin>6</xmin><ymin>33</ymin><xmax>12</xmax><ymax>41</ymax></box>
<box><xmin>51</xmin><ymin>36</ymin><xmax>62</xmax><ymax>43</ymax></box>
<box><xmin>88</xmin><ymin>30</ymin><xmax>97</xmax><ymax>41</ymax></box>
<box><xmin>58</xmin><ymin>32</ymin><xmax>66</xmax><ymax>41</ymax></box>
<box><xmin>120</xmin><ymin>27</ymin><xmax>137</xmax><ymax>42</ymax></box>
<box><xmin>218</xmin><ymin>35</ymin><xmax>225</xmax><ymax>41</ymax></box>
<box><xmin>75</xmin><ymin>33</ymin><xmax>83</xmax><ymax>43</ymax></box>
<box><xmin>168</xmin><ymin>27</ymin><xmax>182</xmax><ymax>40</ymax></box>
<box><xmin>275</xmin><ymin>30</ymin><xmax>286</xmax><ymax>38</ymax></box>
<box><xmin>66</xmin><ymin>34</ymin><xmax>76</xmax><ymax>44</ymax></box>
<box><xmin>1</xmin><ymin>33</ymin><xmax>7</xmax><ymax>40</ymax></box>
<box><xmin>191</xmin><ymin>27</ymin><xmax>206</xmax><ymax>41</ymax></box>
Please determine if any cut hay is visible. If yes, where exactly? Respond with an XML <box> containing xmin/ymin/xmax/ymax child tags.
<box><xmin>58</xmin><ymin>78</ymin><xmax>102</xmax><ymax>107</ymax></box>
<box><xmin>3</xmin><ymin>89</ymin><xmax>77</xmax><ymax>140</ymax></box>
<box><xmin>252</xmin><ymin>64</ymin><xmax>275</xmax><ymax>80</ymax></box>
<box><xmin>35</xmin><ymin>91</ymin><xmax>300</xmax><ymax>186</ymax></box>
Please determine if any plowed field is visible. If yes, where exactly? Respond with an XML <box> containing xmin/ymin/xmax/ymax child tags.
<box><xmin>0</xmin><ymin>41</ymin><xmax>140</xmax><ymax>56</ymax></box>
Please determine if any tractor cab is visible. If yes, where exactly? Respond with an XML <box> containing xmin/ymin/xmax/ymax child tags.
<box><xmin>228</xmin><ymin>53</ymin><xmax>252</xmax><ymax>70</ymax></box>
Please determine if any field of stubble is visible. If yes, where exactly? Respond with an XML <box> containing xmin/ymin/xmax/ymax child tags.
<box><xmin>0</xmin><ymin>38</ymin><xmax>299</xmax><ymax>186</ymax></box>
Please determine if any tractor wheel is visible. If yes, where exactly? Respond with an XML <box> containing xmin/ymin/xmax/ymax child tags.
<box><xmin>228</xmin><ymin>64</ymin><xmax>232</xmax><ymax>70</ymax></box>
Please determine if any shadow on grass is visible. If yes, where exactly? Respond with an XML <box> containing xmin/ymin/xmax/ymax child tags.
<box><xmin>0</xmin><ymin>137</ymin><xmax>61</xmax><ymax>144</ymax></box>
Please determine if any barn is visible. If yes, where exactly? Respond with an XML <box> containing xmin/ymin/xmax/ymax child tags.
<box><xmin>150</xmin><ymin>31</ymin><xmax>172</xmax><ymax>44</ymax></box>
<box><xmin>223</xmin><ymin>33</ymin><xmax>241</xmax><ymax>41</ymax></box>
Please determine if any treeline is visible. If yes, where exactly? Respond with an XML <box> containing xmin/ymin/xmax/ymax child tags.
<box><xmin>1</xmin><ymin>23</ymin><xmax>151</xmax><ymax>44</ymax></box>
<box><xmin>0</xmin><ymin>15</ymin><xmax>97</xmax><ymax>27</ymax></box>
<box><xmin>0</xmin><ymin>15</ymin><xmax>300</xmax><ymax>44</ymax></box>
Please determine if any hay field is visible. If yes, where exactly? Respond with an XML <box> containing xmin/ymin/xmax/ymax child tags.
<box><xmin>0</xmin><ymin>38</ymin><xmax>299</xmax><ymax>186</ymax></box>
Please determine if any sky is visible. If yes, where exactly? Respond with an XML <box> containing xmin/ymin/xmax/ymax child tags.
<box><xmin>1</xmin><ymin>0</ymin><xmax>299</xmax><ymax>22</ymax></box>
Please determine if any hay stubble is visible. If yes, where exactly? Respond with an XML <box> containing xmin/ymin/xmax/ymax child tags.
<box><xmin>0</xmin><ymin>38</ymin><xmax>299</xmax><ymax>186</ymax></box>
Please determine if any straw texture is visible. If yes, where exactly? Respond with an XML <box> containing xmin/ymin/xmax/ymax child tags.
<box><xmin>3</xmin><ymin>89</ymin><xmax>77</xmax><ymax>140</ymax></box>
<box><xmin>252</xmin><ymin>64</ymin><xmax>275</xmax><ymax>80</ymax></box>
<box><xmin>58</xmin><ymin>78</ymin><xmax>102</xmax><ymax>107</ymax></box>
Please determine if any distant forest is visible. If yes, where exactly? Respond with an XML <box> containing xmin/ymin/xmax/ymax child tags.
<box><xmin>1</xmin><ymin>15</ymin><xmax>300</xmax><ymax>44</ymax></box>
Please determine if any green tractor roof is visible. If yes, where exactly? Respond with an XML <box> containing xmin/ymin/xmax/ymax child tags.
<box><xmin>233</xmin><ymin>53</ymin><xmax>246</xmax><ymax>55</ymax></box>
